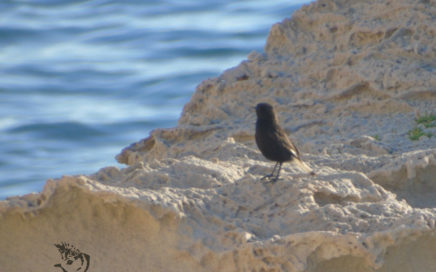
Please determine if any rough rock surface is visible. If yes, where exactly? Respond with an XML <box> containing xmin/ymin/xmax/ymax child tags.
<box><xmin>1</xmin><ymin>0</ymin><xmax>435</xmax><ymax>271</ymax></box>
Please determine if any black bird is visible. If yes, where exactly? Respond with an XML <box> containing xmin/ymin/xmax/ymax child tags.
<box><xmin>255</xmin><ymin>102</ymin><xmax>314</xmax><ymax>181</ymax></box>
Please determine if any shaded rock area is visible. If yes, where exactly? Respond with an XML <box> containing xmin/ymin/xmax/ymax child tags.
<box><xmin>1</xmin><ymin>0</ymin><xmax>435</xmax><ymax>271</ymax></box>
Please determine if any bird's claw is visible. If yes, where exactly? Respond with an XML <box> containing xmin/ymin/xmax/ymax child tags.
<box><xmin>261</xmin><ymin>175</ymin><xmax>279</xmax><ymax>183</ymax></box>
<box><xmin>269</xmin><ymin>177</ymin><xmax>279</xmax><ymax>183</ymax></box>
<box><xmin>260</xmin><ymin>174</ymin><xmax>273</xmax><ymax>180</ymax></box>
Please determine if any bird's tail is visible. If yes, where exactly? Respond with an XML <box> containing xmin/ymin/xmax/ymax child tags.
<box><xmin>294</xmin><ymin>158</ymin><xmax>316</xmax><ymax>175</ymax></box>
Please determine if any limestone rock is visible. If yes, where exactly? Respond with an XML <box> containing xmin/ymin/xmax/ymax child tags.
<box><xmin>1</xmin><ymin>0</ymin><xmax>435</xmax><ymax>271</ymax></box>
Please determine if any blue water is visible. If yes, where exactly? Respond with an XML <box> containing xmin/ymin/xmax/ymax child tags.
<box><xmin>0</xmin><ymin>0</ymin><xmax>309</xmax><ymax>199</ymax></box>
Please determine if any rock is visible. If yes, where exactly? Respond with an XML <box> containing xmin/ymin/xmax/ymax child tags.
<box><xmin>1</xmin><ymin>0</ymin><xmax>435</xmax><ymax>271</ymax></box>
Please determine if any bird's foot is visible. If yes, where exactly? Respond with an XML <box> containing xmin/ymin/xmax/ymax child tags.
<box><xmin>261</xmin><ymin>175</ymin><xmax>281</xmax><ymax>183</ymax></box>
<box><xmin>268</xmin><ymin>177</ymin><xmax>279</xmax><ymax>183</ymax></box>
<box><xmin>260</xmin><ymin>174</ymin><xmax>274</xmax><ymax>180</ymax></box>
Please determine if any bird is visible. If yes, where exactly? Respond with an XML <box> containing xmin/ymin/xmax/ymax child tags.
<box><xmin>255</xmin><ymin>102</ymin><xmax>314</xmax><ymax>182</ymax></box>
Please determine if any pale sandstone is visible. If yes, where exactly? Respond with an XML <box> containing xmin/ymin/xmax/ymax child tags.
<box><xmin>1</xmin><ymin>0</ymin><xmax>435</xmax><ymax>271</ymax></box>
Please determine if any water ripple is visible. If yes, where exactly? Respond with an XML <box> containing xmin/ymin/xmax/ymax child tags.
<box><xmin>0</xmin><ymin>0</ymin><xmax>309</xmax><ymax>198</ymax></box>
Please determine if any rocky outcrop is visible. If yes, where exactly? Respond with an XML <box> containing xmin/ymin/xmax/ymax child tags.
<box><xmin>1</xmin><ymin>0</ymin><xmax>435</xmax><ymax>271</ymax></box>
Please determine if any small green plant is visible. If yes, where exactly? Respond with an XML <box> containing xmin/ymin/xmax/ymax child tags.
<box><xmin>408</xmin><ymin>126</ymin><xmax>432</xmax><ymax>141</ymax></box>
<box><xmin>373</xmin><ymin>134</ymin><xmax>381</xmax><ymax>141</ymax></box>
<box><xmin>415</xmin><ymin>113</ymin><xmax>436</xmax><ymax>128</ymax></box>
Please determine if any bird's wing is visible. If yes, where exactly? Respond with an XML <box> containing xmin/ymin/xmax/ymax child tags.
<box><xmin>269</xmin><ymin>127</ymin><xmax>314</xmax><ymax>174</ymax></box>
<box><xmin>268</xmin><ymin>126</ymin><xmax>300</xmax><ymax>157</ymax></box>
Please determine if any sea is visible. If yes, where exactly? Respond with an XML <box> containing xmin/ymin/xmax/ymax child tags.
<box><xmin>0</xmin><ymin>0</ymin><xmax>310</xmax><ymax>199</ymax></box>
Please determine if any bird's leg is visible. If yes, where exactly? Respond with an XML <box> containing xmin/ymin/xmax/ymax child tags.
<box><xmin>261</xmin><ymin>162</ymin><xmax>278</xmax><ymax>180</ymax></box>
<box><xmin>270</xmin><ymin>162</ymin><xmax>282</xmax><ymax>182</ymax></box>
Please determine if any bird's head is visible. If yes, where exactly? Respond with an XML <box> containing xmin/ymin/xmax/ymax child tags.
<box><xmin>255</xmin><ymin>103</ymin><xmax>276</xmax><ymax>120</ymax></box>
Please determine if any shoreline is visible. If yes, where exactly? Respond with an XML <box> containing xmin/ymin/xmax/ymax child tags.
<box><xmin>1</xmin><ymin>0</ymin><xmax>435</xmax><ymax>271</ymax></box>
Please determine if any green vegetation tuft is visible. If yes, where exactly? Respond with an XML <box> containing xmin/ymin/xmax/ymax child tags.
<box><xmin>408</xmin><ymin>126</ymin><xmax>424</xmax><ymax>141</ymax></box>
<box><xmin>408</xmin><ymin>126</ymin><xmax>432</xmax><ymax>141</ymax></box>
<box><xmin>415</xmin><ymin>113</ymin><xmax>436</xmax><ymax>128</ymax></box>
<box><xmin>408</xmin><ymin>113</ymin><xmax>435</xmax><ymax>141</ymax></box>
